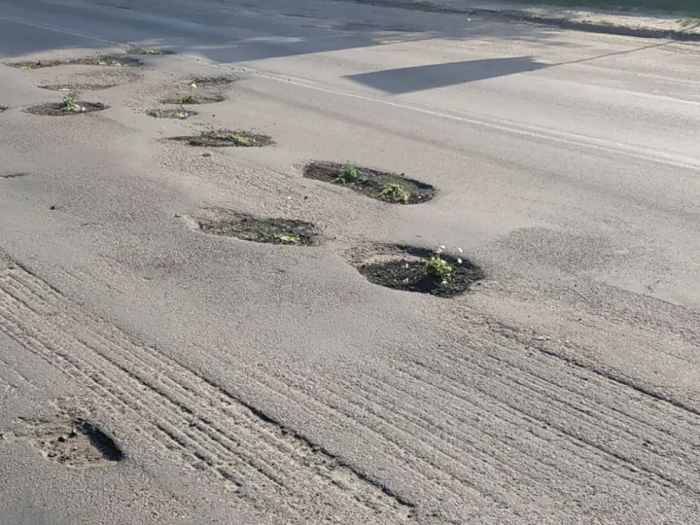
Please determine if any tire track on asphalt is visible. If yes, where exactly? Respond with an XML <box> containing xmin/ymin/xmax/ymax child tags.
<box><xmin>0</xmin><ymin>265</ymin><xmax>413</xmax><ymax>524</ymax></box>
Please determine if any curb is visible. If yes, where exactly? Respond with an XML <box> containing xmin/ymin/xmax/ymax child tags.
<box><xmin>496</xmin><ymin>9</ymin><xmax>700</xmax><ymax>41</ymax></box>
<box><xmin>342</xmin><ymin>0</ymin><xmax>700</xmax><ymax>41</ymax></box>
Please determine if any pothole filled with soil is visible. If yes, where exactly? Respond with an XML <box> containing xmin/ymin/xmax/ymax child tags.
<box><xmin>12</xmin><ymin>417</ymin><xmax>124</xmax><ymax>467</ymax></box>
<box><xmin>355</xmin><ymin>245</ymin><xmax>484</xmax><ymax>297</ymax></box>
<box><xmin>147</xmin><ymin>108</ymin><xmax>197</xmax><ymax>119</ymax></box>
<box><xmin>171</xmin><ymin>129</ymin><xmax>273</xmax><ymax>148</ymax></box>
<box><xmin>161</xmin><ymin>93</ymin><xmax>226</xmax><ymax>105</ymax></box>
<box><xmin>7</xmin><ymin>56</ymin><xmax>143</xmax><ymax>69</ymax></box>
<box><xmin>303</xmin><ymin>161</ymin><xmax>435</xmax><ymax>204</ymax></box>
<box><xmin>39</xmin><ymin>83</ymin><xmax>117</xmax><ymax>92</ymax></box>
<box><xmin>190</xmin><ymin>75</ymin><xmax>238</xmax><ymax>85</ymax></box>
<box><xmin>191</xmin><ymin>208</ymin><xmax>318</xmax><ymax>245</ymax></box>
<box><xmin>24</xmin><ymin>102</ymin><xmax>108</xmax><ymax>116</ymax></box>
<box><xmin>126</xmin><ymin>47</ymin><xmax>175</xmax><ymax>55</ymax></box>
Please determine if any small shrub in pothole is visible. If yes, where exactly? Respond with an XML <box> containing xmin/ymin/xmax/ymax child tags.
<box><xmin>303</xmin><ymin>161</ymin><xmax>435</xmax><ymax>204</ymax></box>
<box><xmin>356</xmin><ymin>245</ymin><xmax>484</xmax><ymax>297</ymax></box>
<box><xmin>380</xmin><ymin>182</ymin><xmax>411</xmax><ymax>203</ymax></box>
<box><xmin>336</xmin><ymin>165</ymin><xmax>366</xmax><ymax>185</ymax></box>
<box><xmin>58</xmin><ymin>90</ymin><xmax>85</xmax><ymax>113</ymax></box>
<box><xmin>179</xmin><ymin>82</ymin><xmax>199</xmax><ymax>104</ymax></box>
<box><xmin>24</xmin><ymin>93</ymin><xmax>107</xmax><ymax>116</ymax></box>
<box><xmin>171</xmin><ymin>129</ymin><xmax>274</xmax><ymax>148</ymax></box>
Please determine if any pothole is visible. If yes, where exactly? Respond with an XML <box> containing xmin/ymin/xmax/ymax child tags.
<box><xmin>39</xmin><ymin>83</ymin><xmax>117</xmax><ymax>92</ymax></box>
<box><xmin>190</xmin><ymin>208</ymin><xmax>318</xmax><ymax>245</ymax></box>
<box><xmin>24</xmin><ymin>102</ymin><xmax>108</xmax><ymax>116</ymax></box>
<box><xmin>5</xmin><ymin>417</ymin><xmax>124</xmax><ymax>467</ymax></box>
<box><xmin>126</xmin><ymin>47</ymin><xmax>175</xmax><ymax>55</ymax></box>
<box><xmin>147</xmin><ymin>108</ymin><xmax>197</xmax><ymax>119</ymax></box>
<box><xmin>190</xmin><ymin>75</ymin><xmax>238</xmax><ymax>85</ymax></box>
<box><xmin>161</xmin><ymin>94</ymin><xmax>226</xmax><ymax>105</ymax></box>
<box><xmin>171</xmin><ymin>129</ymin><xmax>274</xmax><ymax>148</ymax></box>
<box><xmin>354</xmin><ymin>245</ymin><xmax>484</xmax><ymax>297</ymax></box>
<box><xmin>0</xmin><ymin>105</ymin><xmax>7</xmax><ymax>112</ymax></box>
<box><xmin>7</xmin><ymin>56</ymin><xmax>143</xmax><ymax>70</ymax></box>
<box><xmin>303</xmin><ymin>161</ymin><xmax>436</xmax><ymax>204</ymax></box>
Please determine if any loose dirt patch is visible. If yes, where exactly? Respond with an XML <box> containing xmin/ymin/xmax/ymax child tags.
<box><xmin>24</xmin><ymin>102</ymin><xmax>108</xmax><ymax>116</ymax></box>
<box><xmin>147</xmin><ymin>108</ymin><xmax>197</xmax><ymax>119</ymax></box>
<box><xmin>303</xmin><ymin>161</ymin><xmax>435</xmax><ymax>204</ymax></box>
<box><xmin>6</xmin><ymin>417</ymin><xmax>123</xmax><ymax>467</ymax></box>
<box><xmin>190</xmin><ymin>208</ymin><xmax>318</xmax><ymax>245</ymax></box>
<box><xmin>7</xmin><ymin>56</ymin><xmax>143</xmax><ymax>70</ymax></box>
<box><xmin>171</xmin><ymin>129</ymin><xmax>274</xmax><ymax>148</ymax></box>
<box><xmin>354</xmin><ymin>245</ymin><xmax>484</xmax><ymax>297</ymax></box>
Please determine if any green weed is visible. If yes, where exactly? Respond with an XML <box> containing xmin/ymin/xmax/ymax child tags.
<box><xmin>380</xmin><ymin>182</ymin><xmax>411</xmax><ymax>202</ymax></box>
<box><xmin>425</xmin><ymin>254</ymin><xmax>453</xmax><ymax>283</ymax></box>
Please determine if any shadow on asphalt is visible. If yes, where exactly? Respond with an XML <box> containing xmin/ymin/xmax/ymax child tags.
<box><xmin>344</xmin><ymin>56</ymin><xmax>548</xmax><ymax>93</ymax></box>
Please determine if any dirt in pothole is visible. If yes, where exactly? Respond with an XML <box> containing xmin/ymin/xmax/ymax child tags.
<box><xmin>7</xmin><ymin>56</ymin><xmax>143</xmax><ymax>69</ymax></box>
<box><xmin>354</xmin><ymin>245</ymin><xmax>484</xmax><ymax>297</ymax></box>
<box><xmin>303</xmin><ymin>161</ymin><xmax>436</xmax><ymax>204</ymax></box>
<box><xmin>126</xmin><ymin>47</ymin><xmax>176</xmax><ymax>55</ymax></box>
<box><xmin>191</xmin><ymin>208</ymin><xmax>318</xmax><ymax>245</ymax></box>
<box><xmin>5</xmin><ymin>416</ymin><xmax>124</xmax><ymax>467</ymax></box>
<box><xmin>147</xmin><ymin>108</ymin><xmax>197</xmax><ymax>119</ymax></box>
<box><xmin>161</xmin><ymin>93</ymin><xmax>226</xmax><ymax>105</ymax></box>
<box><xmin>24</xmin><ymin>102</ymin><xmax>108</xmax><ymax>116</ymax></box>
<box><xmin>39</xmin><ymin>83</ymin><xmax>117</xmax><ymax>92</ymax></box>
<box><xmin>171</xmin><ymin>129</ymin><xmax>274</xmax><ymax>148</ymax></box>
<box><xmin>190</xmin><ymin>75</ymin><xmax>238</xmax><ymax>86</ymax></box>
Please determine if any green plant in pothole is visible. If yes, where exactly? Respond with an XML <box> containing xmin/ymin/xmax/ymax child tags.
<box><xmin>380</xmin><ymin>182</ymin><xmax>411</xmax><ymax>203</ymax></box>
<box><xmin>179</xmin><ymin>82</ymin><xmax>199</xmax><ymax>104</ymax></box>
<box><xmin>275</xmin><ymin>234</ymin><xmax>300</xmax><ymax>245</ymax></box>
<box><xmin>425</xmin><ymin>253</ymin><xmax>453</xmax><ymax>284</ymax></box>
<box><xmin>336</xmin><ymin>165</ymin><xmax>365</xmax><ymax>185</ymax></box>
<box><xmin>59</xmin><ymin>90</ymin><xmax>84</xmax><ymax>113</ymax></box>
<box><xmin>224</xmin><ymin>133</ymin><xmax>253</xmax><ymax>146</ymax></box>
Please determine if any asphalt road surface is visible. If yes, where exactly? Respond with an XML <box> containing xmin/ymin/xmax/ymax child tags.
<box><xmin>1</xmin><ymin>0</ymin><xmax>700</xmax><ymax>524</ymax></box>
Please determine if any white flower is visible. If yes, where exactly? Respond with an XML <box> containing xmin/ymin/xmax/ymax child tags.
<box><xmin>457</xmin><ymin>258</ymin><xmax>463</xmax><ymax>264</ymax></box>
